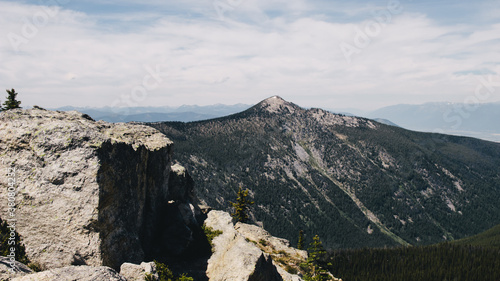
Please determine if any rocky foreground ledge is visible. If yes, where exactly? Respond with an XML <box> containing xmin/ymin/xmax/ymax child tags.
<box><xmin>205</xmin><ymin>210</ymin><xmax>307</xmax><ymax>281</ymax></box>
<box><xmin>0</xmin><ymin>108</ymin><xmax>311</xmax><ymax>280</ymax></box>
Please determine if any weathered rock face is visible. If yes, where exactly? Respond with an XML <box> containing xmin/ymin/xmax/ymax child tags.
<box><xmin>160</xmin><ymin>163</ymin><xmax>207</xmax><ymax>259</ymax></box>
<box><xmin>11</xmin><ymin>265</ymin><xmax>126</xmax><ymax>281</ymax></box>
<box><xmin>205</xmin><ymin>210</ymin><xmax>304</xmax><ymax>281</ymax></box>
<box><xmin>0</xmin><ymin>256</ymin><xmax>33</xmax><ymax>280</ymax></box>
<box><xmin>0</xmin><ymin>108</ymin><xmax>202</xmax><ymax>271</ymax></box>
<box><xmin>119</xmin><ymin>261</ymin><xmax>157</xmax><ymax>281</ymax></box>
<box><xmin>234</xmin><ymin>223</ymin><xmax>307</xmax><ymax>281</ymax></box>
<box><xmin>235</xmin><ymin>223</ymin><xmax>307</xmax><ymax>261</ymax></box>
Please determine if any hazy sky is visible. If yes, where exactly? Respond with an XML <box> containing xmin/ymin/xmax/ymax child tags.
<box><xmin>1</xmin><ymin>0</ymin><xmax>500</xmax><ymax>110</ymax></box>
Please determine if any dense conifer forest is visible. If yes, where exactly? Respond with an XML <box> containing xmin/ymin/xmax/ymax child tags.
<box><xmin>326</xmin><ymin>223</ymin><xmax>500</xmax><ymax>281</ymax></box>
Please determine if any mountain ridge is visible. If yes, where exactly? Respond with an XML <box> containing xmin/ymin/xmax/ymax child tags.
<box><xmin>49</xmin><ymin>100</ymin><xmax>500</xmax><ymax>143</ymax></box>
<box><xmin>147</xmin><ymin>97</ymin><xmax>500</xmax><ymax>249</ymax></box>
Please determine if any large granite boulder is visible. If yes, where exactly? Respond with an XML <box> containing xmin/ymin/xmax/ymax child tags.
<box><xmin>119</xmin><ymin>261</ymin><xmax>157</xmax><ymax>281</ymax></box>
<box><xmin>205</xmin><ymin>210</ymin><xmax>304</xmax><ymax>281</ymax></box>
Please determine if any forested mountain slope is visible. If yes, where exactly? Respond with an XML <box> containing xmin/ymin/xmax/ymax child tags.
<box><xmin>453</xmin><ymin>223</ymin><xmax>500</xmax><ymax>249</ymax></box>
<box><xmin>147</xmin><ymin>96</ymin><xmax>500</xmax><ymax>249</ymax></box>
<box><xmin>327</xmin><ymin>223</ymin><xmax>500</xmax><ymax>281</ymax></box>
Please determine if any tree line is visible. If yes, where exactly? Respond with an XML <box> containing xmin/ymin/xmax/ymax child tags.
<box><xmin>325</xmin><ymin>243</ymin><xmax>500</xmax><ymax>281</ymax></box>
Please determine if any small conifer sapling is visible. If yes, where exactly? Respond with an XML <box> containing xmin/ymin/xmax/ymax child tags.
<box><xmin>230</xmin><ymin>186</ymin><xmax>254</xmax><ymax>223</ymax></box>
<box><xmin>3</xmin><ymin>89</ymin><xmax>22</xmax><ymax>110</ymax></box>
<box><xmin>298</xmin><ymin>230</ymin><xmax>305</xmax><ymax>250</ymax></box>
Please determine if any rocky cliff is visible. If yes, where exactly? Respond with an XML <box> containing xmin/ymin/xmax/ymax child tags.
<box><xmin>0</xmin><ymin>108</ymin><xmax>203</xmax><ymax>271</ymax></box>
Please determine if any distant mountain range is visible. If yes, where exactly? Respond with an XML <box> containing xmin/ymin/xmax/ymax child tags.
<box><xmin>146</xmin><ymin>96</ymin><xmax>500</xmax><ymax>249</ymax></box>
<box><xmin>364</xmin><ymin>102</ymin><xmax>500</xmax><ymax>143</ymax></box>
<box><xmin>51</xmin><ymin>104</ymin><xmax>251</xmax><ymax>123</ymax></box>
<box><xmin>52</xmin><ymin>101</ymin><xmax>500</xmax><ymax>143</ymax></box>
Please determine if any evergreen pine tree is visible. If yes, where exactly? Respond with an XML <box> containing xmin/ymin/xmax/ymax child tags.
<box><xmin>230</xmin><ymin>186</ymin><xmax>254</xmax><ymax>223</ymax></box>
<box><xmin>297</xmin><ymin>230</ymin><xmax>305</xmax><ymax>250</ymax></box>
<box><xmin>302</xmin><ymin>235</ymin><xmax>332</xmax><ymax>281</ymax></box>
<box><xmin>3</xmin><ymin>89</ymin><xmax>22</xmax><ymax>110</ymax></box>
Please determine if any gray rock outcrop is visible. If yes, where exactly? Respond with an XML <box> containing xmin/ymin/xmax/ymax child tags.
<box><xmin>0</xmin><ymin>108</ymin><xmax>203</xmax><ymax>271</ymax></box>
<box><xmin>235</xmin><ymin>223</ymin><xmax>308</xmax><ymax>260</ymax></box>
<box><xmin>11</xmin><ymin>265</ymin><xmax>126</xmax><ymax>281</ymax></box>
<box><xmin>0</xmin><ymin>256</ymin><xmax>33</xmax><ymax>280</ymax></box>
<box><xmin>234</xmin><ymin>223</ymin><xmax>307</xmax><ymax>281</ymax></box>
<box><xmin>119</xmin><ymin>261</ymin><xmax>157</xmax><ymax>281</ymax></box>
<box><xmin>205</xmin><ymin>210</ymin><xmax>304</xmax><ymax>281</ymax></box>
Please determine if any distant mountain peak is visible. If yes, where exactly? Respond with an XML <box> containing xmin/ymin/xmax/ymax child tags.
<box><xmin>252</xmin><ymin>96</ymin><xmax>302</xmax><ymax>115</ymax></box>
<box><xmin>264</xmin><ymin>95</ymin><xmax>286</xmax><ymax>102</ymax></box>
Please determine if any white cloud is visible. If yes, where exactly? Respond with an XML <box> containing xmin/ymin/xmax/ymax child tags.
<box><xmin>1</xmin><ymin>0</ymin><xmax>499</xmax><ymax>110</ymax></box>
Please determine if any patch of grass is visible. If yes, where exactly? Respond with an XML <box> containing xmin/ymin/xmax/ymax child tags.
<box><xmin>275</xmin><ymin>257</ymin><xmax>287</xmax><ymax>265</ymax></box>
<box><xmin>202</xmin><ymin>224</ymin><xmax>223</xmax><ymax>248</ymax></box>
<box><xmin>144</xmin><ymin>260</ymin><xmax>194</xmax><ymax>281</ymax></box>
<box><xmin>27</xmin><ymin>262</ymin><xmax>43</xmax><ymax>272</ymax></box>
<box><xmin>144</xmin><ymin>273</ymin><xmax>155</xmax><ymax>281</ymax></box>
<box><xmin>248</xmin><ymin>239</ymin><xmax>258</xmax><ymax>245</ymax></box>
<box><xmin>285</xmin><ymin>265</ymin><xmax>298</xmax><ymax>274</ymax></box>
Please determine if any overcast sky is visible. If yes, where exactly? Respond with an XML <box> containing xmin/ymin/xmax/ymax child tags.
<box><xmin>1</xmin><ymin>0</ymin><xmax>500</xmax><ymax>110</ymax></box>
